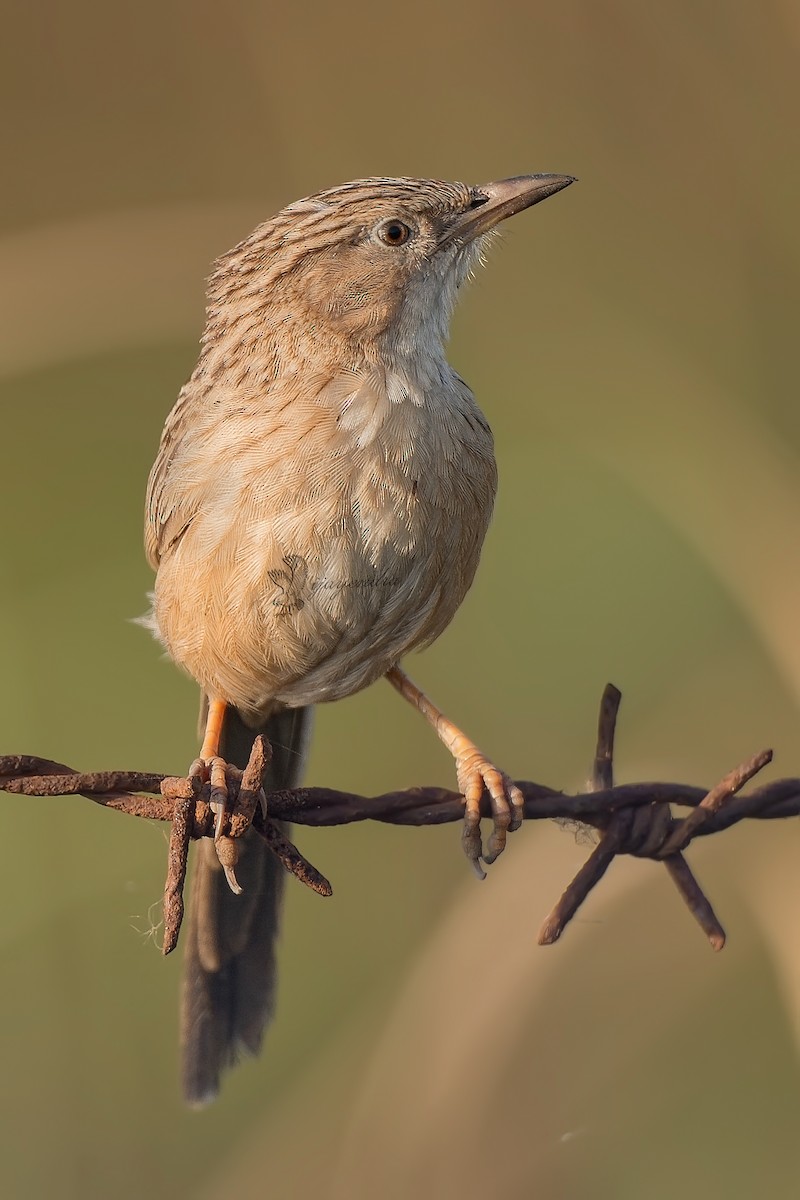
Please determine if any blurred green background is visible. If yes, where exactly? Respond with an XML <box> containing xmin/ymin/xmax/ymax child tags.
<box><xmin>3</xmin><ymin>1</ymin><xmax>800</xmax><ymax>1196</ymax></box>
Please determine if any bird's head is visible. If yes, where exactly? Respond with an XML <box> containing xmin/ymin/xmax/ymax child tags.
<box><xmin>206</xmin><ymin>174</ymin><xmax>574</xmax><ymax>364</ymax></box>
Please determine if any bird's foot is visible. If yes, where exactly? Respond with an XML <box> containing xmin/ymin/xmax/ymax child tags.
<box><xmin>188</xmin><ymin>755</ymin><xmax>242</xmax><ymax>894</ymax></box>
<box><xmin>189</xmin><ymin>755</ymin><xmax>230</xmax><ymax>838</ymax></box>
<box><xmin>455</xmin><ymin>745</ymin><xmax>524</xmax><ymax>879</ymax></box>
<box><xmin>384</xmin><ymin>667</ymin><xmax>524</xmax><ymax>878</ymax></box>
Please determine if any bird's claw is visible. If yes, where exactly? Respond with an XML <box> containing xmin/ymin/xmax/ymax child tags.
<box><xmin>456</xmin><ymin>748</ymin><xmax>524</xmax><ymax>877</ymax></box>
<box><xmin>215</xmin><ymin>835</ymin><xmax>243</xmax><ymax>895</ymax></box>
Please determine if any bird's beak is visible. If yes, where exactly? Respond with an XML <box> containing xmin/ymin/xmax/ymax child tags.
<box><xmin>443</xmin><ymin>174</ymin><xmax>576</xmax><ymax>245</ymax></box>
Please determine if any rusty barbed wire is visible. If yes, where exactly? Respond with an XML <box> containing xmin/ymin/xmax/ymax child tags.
<box><xmin>1</xmin><ymin>685</ymin><xmax>795</xmax><ymax>955</ymax></box>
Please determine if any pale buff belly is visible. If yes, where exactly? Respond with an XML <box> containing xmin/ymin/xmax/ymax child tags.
<box><xmin>151</xmin><ymin>463</ymin><xmax>492</xmax><ymax>719</ymax></box>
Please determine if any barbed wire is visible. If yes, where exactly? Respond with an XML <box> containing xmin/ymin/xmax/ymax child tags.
<box><xmin>1</xmin><ymin>685</ymin><xmax>794</xmax><ymax>954</ymax></box>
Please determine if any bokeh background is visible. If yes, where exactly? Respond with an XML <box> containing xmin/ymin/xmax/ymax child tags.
<box><xmin>2</xmin><ymin>2</ymin><xmax>800</xmax><ymax>1196</ymax></box>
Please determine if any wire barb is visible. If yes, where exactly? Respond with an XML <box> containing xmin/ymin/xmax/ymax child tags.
<box><xmin>0</xmin><ymin>685</ymin><xmax>787</xmax><ymax>954</ymax></box>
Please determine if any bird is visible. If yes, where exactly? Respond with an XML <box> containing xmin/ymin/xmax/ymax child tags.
<box><xmin>144</xmin><ymin>172</ymin><xmax>574</xmax><ymax>1105</ymax></box>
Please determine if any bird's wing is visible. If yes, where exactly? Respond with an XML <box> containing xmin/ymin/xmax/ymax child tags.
<box><xmin>144</xmin><ymin>365</ymin><xmax>349</xmax><ymax>570</ymax></box>
<box><xmin>144</xmin><ymin>381</ymin><xmax>201</xmax><ymax>569</ymax></box>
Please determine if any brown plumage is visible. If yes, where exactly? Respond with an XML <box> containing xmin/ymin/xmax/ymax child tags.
<box><xmin>144</xmin><ymin>173</ymin><xmax>574</xmax><ymax>1104</ymax></box>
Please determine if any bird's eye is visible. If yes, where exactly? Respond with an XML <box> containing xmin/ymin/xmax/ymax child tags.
<box><xmin>377</xmin><ymin>219</ymin><xmax>412</xmax><ymax>247</ymax></box>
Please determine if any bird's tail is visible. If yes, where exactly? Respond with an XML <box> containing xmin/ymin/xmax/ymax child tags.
<box><xmin>180</xmin><ymin>699</ymin><xmax>313</xmax><ymax>1107</ymax></box>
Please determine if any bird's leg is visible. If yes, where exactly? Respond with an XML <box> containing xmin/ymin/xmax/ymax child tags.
<box><xmin>189</xmin><ymin>697</ymin><xmax>244</xmax><ymax>894</ymax></box>
<box><xmin>385</xmin><ymin>666</ymin><xmax>524</xmax><ymax>878</ymax></box>
<box><xmin>199</xmin><ymin>697</ymin><xmax>227</xmax><ymax>762</ymax></box>
<box><xmin>190</xmin><ymin>697</ymin><xmax>229</xmax><ymax>841</ymax></box>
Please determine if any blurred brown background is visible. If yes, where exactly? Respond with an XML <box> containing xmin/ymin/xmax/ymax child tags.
<box><xmin>2</xmin><ymin>1</ymin><xmax>800</xmax><ymax>1196</ymax></box>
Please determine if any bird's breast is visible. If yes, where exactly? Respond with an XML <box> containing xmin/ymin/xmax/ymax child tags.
<box><xmin>151</xmin><ymin>362</ymin><xmax>496</xmax><ymax>714</ymax></box>
<box><xmin>268</xmin><ymin>365</ymin><xmax>495</xmax><ymax>701</ymax></box>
